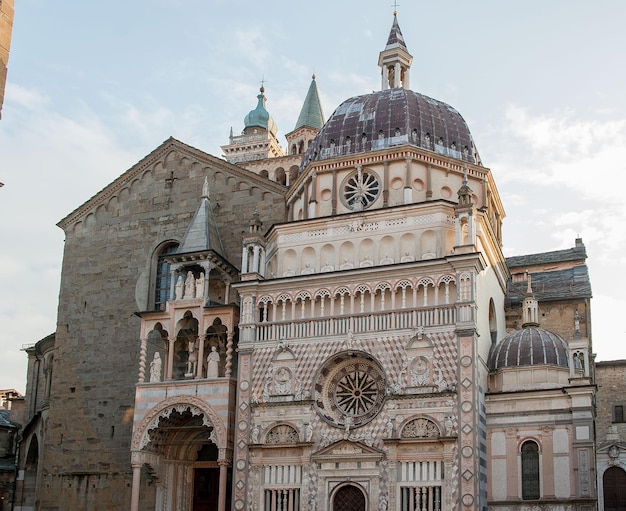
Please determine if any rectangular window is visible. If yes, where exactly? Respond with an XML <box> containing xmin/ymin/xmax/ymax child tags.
<box><xmin>614</xmin><ymin>404</ymin><xmax>624</xmax><ymax>423</ymax></box>
<box><xmin>264</xmin><ymin>488</ymin><xmax>300</xmax><ymax>511</ymax></box>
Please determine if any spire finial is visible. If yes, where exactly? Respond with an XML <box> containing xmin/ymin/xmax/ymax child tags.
<box><xmin>526</xmin><ymin>271</ymin><xmax>533</xmax><ymax>296</ymax></box>
<box><xmin>260</xmin><ymin>75</ymin><xmax>266</xmax><ymax>93</ymax></box>
<box><xmin>392</xmin><ymin>0</ymin><xmax>399</xmax><ymax>16</ymax></box>
<box><xmin>202</xmin><ymin>176</ymin><xmax>209</xmax><ymax>198</ymax></box>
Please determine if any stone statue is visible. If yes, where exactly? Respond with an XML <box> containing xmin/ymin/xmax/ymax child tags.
<box><xmin>305</xmin><ymin>423</ymin><xmax>313</xmax><ymax>442</ymax></box>
<box><xmin>206</xmin><ymin>346</ymin><xmax>220</xmax><ymax>378</ymax></box>
<box><xmin>186</xmin><ymin>338</ymin><xmax>198</xmax><ymax>376</ymax></box>
<box><xmin>251</xmin><ymin>423</ymin><xmax>260</xmax><ymax>444</ymax></box>
<box><xmin>195</xmin><ymin>272</ymin><xmax>205</xmax><ymax>299</ymax></box>
<box><xmin>184</xmin><ymin>271</ymin><xmax>195</xmax><ymax>299</ymax></box>
<box><xmin>149</xmin><ymin>352</ymin><xmax>162</xmax><ymax>382</ymax></box>
<box><xmin>444</xmin><ymin>416</ymin><xmax>453</xmax><ymax>436</ymax></box>
<box><xmin>175</xmin><ymin>275</ymin><xmax>184</xmax><ymax>300</ymax></box>
<box><xmin>344</xmin><ymin>414</ymin><xmax>353</xmax><ymax>439</ymax></box>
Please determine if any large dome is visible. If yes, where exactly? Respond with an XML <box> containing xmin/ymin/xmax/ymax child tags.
<box><xmin>300</xmin><ymin>87</ymin><xmax>480</xmax><ymax>172</ymax></box>
<box><xmin>488</xmin><ymin>327</ymin><xmax>569</xmax><ymax>371</ymax></box>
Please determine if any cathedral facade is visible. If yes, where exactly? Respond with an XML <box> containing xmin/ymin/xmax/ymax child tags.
<box><xmin>13</xmin><ymin>15</ymin><xmax>603</xmax><ymax>511</ymax></box>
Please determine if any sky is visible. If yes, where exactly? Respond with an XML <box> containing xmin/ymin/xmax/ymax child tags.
<box><xmin>1</xmin><ymin>1</ymin><xmax>625</xmax><ymax>392</ymax></box>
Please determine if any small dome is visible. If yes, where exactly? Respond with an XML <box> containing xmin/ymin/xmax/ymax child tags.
<box><xmin>488</xmin><ymin>326</ymin><xmax>569</xmax><ymax>371</ymax></box>
<box><xmin>244</xmin><ymin>87</ymin><xmax>277</xmax><ymax>136</ymax></box>
<box><xmin>300</xmin><ymin>88</ymin><xmax>480</xmax><ymax>172</ymax></box>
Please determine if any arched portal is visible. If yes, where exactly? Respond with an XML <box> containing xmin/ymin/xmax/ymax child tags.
<box><xmin>131</xmin><ymin>397</ymin><xmax>229</xmax><ymax>511</ymax></box>
<box><xmin>604</xmin><ymin>466</ymin><xmax>626</xmax><ymax>511</ymax></box>
<box><xmin>21</xmin><ymin>435</ymin><xmax>39</xmax><ymax>508</ymax></box>
<box><xmin>331</xmin><ymin>483</ymin><xmax>366</xmax><ymax>511</ymax></box>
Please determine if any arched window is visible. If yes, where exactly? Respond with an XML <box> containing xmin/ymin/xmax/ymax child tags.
<box><xmin>489</xmin><ymin>298</ymin><xmax>497</xmax><ymax>345</ymax></box>
<box><xmin>154</xmin><ymin>242</ymin><xmax>179</xmax><ymax>311</ymax></box>
<box><xmin>521</xmin><ymin>440</ymin><xmax>540</xmax><ymax>500</ymax></box>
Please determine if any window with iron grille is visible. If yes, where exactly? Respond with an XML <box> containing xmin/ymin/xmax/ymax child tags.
<box><xmin>398</xmin><ymin>460</ymin><xmax>443</xmax><ymax>511</ymax></box>
<box><xmin>521</xmin><ymin>441</ymin><xmax>540</xmax><ymax>500</ymax></box>
<box><xmin>401</xmin><ymin>486</ymin><xmax>442</xmax><ymax>511</ymax></box>
<box><xmin>264</xmin><ymin>488</ymin><xmax>300</xmax><ymax>511</ymax></box>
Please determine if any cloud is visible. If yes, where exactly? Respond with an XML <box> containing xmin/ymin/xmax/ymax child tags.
<box><xmin>234</xmin><ymin>28</ymin><xmax>271</xmax><ymax>67</ymax></box>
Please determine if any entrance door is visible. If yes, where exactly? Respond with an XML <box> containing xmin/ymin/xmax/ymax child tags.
<box><xmin>193</xmin><ymin>468</ymin><xmax>220</xmax><ymax>511</ymax></box>
<box><xmin>604</xmin><ymin>466</ymin><xmax>626</xmax><ymax>511</ymax></box>
<box><xmin>332</xmin><ymin>484</ymin><xmax>366</xmax><ymax>511</ymax></box>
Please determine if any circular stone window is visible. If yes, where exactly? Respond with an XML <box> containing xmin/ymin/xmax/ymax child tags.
<box><xmin>314</xmin><ymin>351</ymin><xmax>386</xmax><ymax>428</ymax></box>
<box><xmin>341</xmin><ymin>167</ymin><xmax>380</xmax><ymax>211</ymax></box>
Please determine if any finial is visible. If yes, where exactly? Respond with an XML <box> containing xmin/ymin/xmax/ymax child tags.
<box><xmin>202</xmin><ymin>176</ymin><xmax>209</xmax><ymax>198</ymax></box>
<box><xmin>526</xmin><ymin>271</ymin><xmax>533</xmax><ymax>295</ymax></box>
<box><xmin>312</xmin><ymin>73</ymin><xmax>316</xmax><ymax>80</ymax></box>
<box><xmin>392</xmin><ymin>0</ymin><xmax>399</xmax><ymax>15</ymax></box>
<box><xmin>260</xmin><ymin>75</ymin><xmax>266</xmax><ymax>94</ymax></box>
<box><xmin>462</xmin><ymin>167</ymin><xmax>468</xmax><ymax>186</ymax></box>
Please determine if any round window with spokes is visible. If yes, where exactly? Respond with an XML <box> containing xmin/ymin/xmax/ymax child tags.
<box><xmin>341</xmin><ymin>166</ymin><xmax>380</xmax><ymax>211</ymax></box>
<box><xmin>314</xmin><ymin>351</ymin><xmax>386</xmax><ymax>428</ymax></box>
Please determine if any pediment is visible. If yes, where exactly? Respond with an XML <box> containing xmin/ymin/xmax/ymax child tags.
<box><xmin>58</xmin><ymin>137</ymin><xmax>287</xmax><ymax>229</ymax></box>
<box><xmin>312</xmin><ymin>439</ymin><xmax>384</xmax><ymax>462</ymax></box>
<box><xmin>597</xmin><ymin>442</ymin><xmax>626</xmax><ymax>453</ymax></box>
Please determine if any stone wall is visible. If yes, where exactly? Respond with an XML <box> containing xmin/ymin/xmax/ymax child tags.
<box><xmin>596</xmin><ymin>361</ymin><xmax>626</xmax><ymax>443</ymax></box>
<box><xmin>38</xmin><ymin>141</ymin><xmax>287</xmax><ymax>510</ymax></box>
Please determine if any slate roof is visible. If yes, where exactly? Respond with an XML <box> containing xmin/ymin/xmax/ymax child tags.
<box><xmin>505</xmin><ymin>240</ymin><xmax>591</xmax><ymax>305</ymax></box>
<box><xmin>300</xmin><ymin>88</ymin><xmax>480</xmax><ymax>172</ymax></box>
<box><xmin>294</xmin><ymin>76</ymin><xmax>325</xmax><ymax>131</ymax></box>
<box><xmin>507</xmin><ymin>242</ymin><xmax>587</xmax><ymax>269</ymax></box>
<box><xmin>505</xmin><ymin>266</ymin><xmax>592</xmax><ymax>306</ymax></box>
<box><xmin>488</xmin><ymin>326</ymin><xmax>569</xmax><ymax>370</ymax></box>
<box><xmin>176</xmin><ymin>178</ymin><xmax>225</xmax><ymax>257</ymax></box>
<box><xmin>0</xmin><ymin>409</ymin><xmax>18</xmax><ymax>429</ymax></box>
<box><xmin>385</xmin><ymin>14</ymin><xmax>408</xmax><ymax>52</ymax></box>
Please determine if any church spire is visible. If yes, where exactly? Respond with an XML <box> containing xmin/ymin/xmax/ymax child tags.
<box><xmin>177</xmin><ymin>177</ymin><xmax>225</xmax><ymax>257</ymax></box>
<box><xmin>522</xmin><ymin>273</ymin><xmax>540</xmax><ymax>327</ymax></box>
<box><xmin>378</xmin><ymin>13</ymin><xmax>413</xmax><ymax>90</ymax></box>
<box><xmin>294</xmin><ymin>74</ymin><xmax>325</xmax><ymax>131</ymax></box>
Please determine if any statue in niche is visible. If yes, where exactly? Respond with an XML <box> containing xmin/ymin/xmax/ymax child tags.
<box><xmin>186</xmin><ymin>338</ymin><xmax>198</xmax><ymax>376</ymax></box>
<box><xmin>251</xmin><ymin>423</ymin><xmax>260</xmax><ymax>444</ymax></box>
<box><xmin>184</xmin><ymin>271</ymin><xmax>195</xmax><ymax>299</ymax></box>
<box><xmin>574</xmin><ymin>310</ymin><xmax>581</xmax><ymax>332</ymax></box>
<box><xmin>388</xmin><ymin>66</ymin><xmax>395</xmax><ymax>88</ymax></box>
<box><xmin>444</xmin><ymin>416</ymin><xmax>453</xmax><ymax>436</ymax></box>
<box><xmin>195</xmin><ymin>272</ymin><xmax>205</xmax><ymax>299</ymax></box>
<box><xmin>175</xmin><ymin>275</ymin><xmax>184</xmax><ymax>300</ymax></box>
<box><xmin>294</xmin><ymin>376</ymin><xmax>303</xmax><ymax>400</ymax></box>
<box><xmin>206</xmin><ymin>346</ymin><xmax>221</xmax><ymax>378</ymax></box>
<box><xmin>274</xmin><ymin>367</ymin><xmax>292</xmax><ymax>395</ymax></box>
<box><xmin>149</xmin><ymin>352</ymin><xmax>162</xmax><ymax>382</ymax></box>
<box><xmin>574</xmin><ymin>352</ymin><xmax>585</xmax><ymax>371</ymax></box>
<box><xmin>304</xmin><ymin>423</ymin><xmax>313</xmax><ymax>442</ymax></box>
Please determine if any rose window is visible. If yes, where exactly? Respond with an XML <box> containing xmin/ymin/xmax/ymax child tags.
<box><xmin>314</xmin><ymin>351</ymin><xmax>386</xmax><ymax>428</ymax></box>
<box><xmin>342</xmin><ymin>167</ymin><xmax>380</xmax><ymax>211</ymax></box>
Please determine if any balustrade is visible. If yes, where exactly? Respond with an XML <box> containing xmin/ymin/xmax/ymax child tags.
<box><xmin>255</xmin><ymin>304</ymin><xmax>465</xmax><ymax>343</ymax></box>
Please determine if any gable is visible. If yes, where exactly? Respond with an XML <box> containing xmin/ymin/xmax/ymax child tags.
<box><xmin>58</xmin><ymin>137</ymin><xmax>287</xmax><ymax>229</ymax></box>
